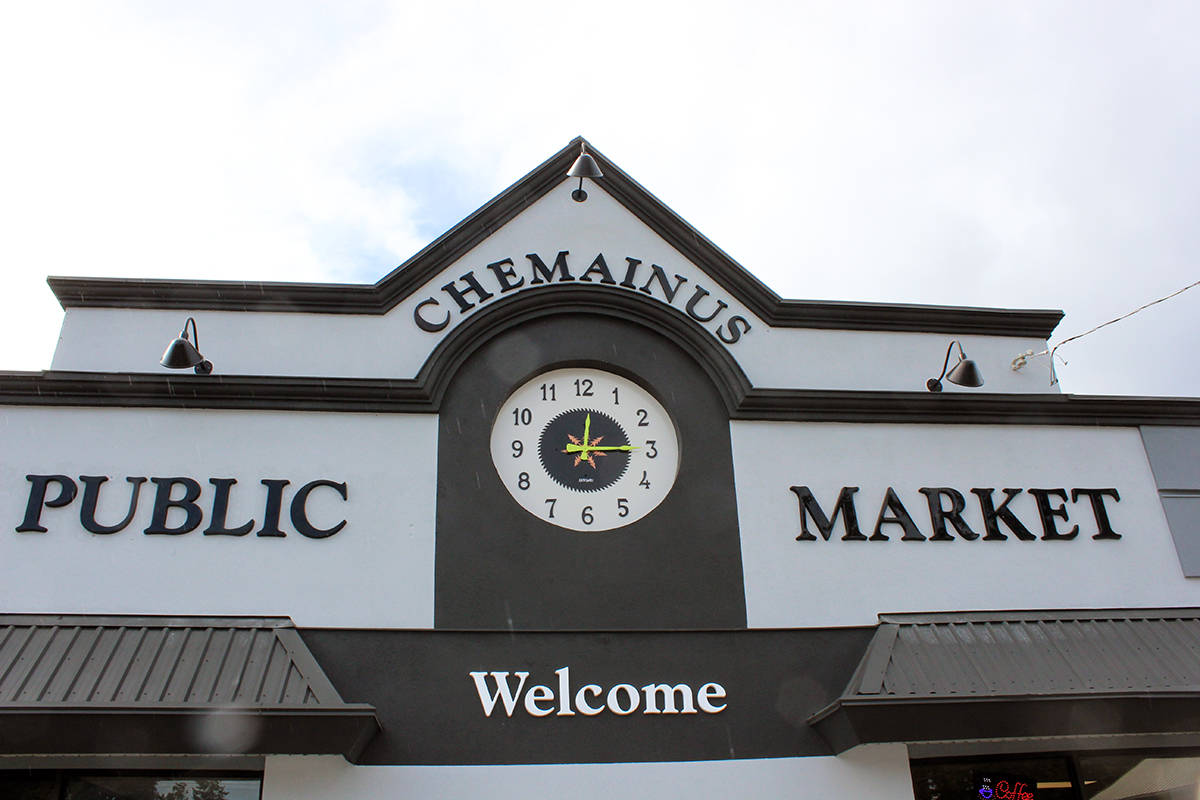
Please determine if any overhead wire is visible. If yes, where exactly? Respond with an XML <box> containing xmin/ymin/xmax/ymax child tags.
<box><xmin>1011</xmin><ymin>277</ymin><xmax>1200</xmax><ymax>384</ymax></box>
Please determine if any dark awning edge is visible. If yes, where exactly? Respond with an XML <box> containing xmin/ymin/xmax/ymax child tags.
<box><xmin>0</xmin><ymin>706</ymin><xmax>380</xmax><ymax>762</ymax></box>
<box><xmin>809</xmin><ymin>609</ymin><xmax>1200</xmax><ymax>754</ymax></box>
<box><xmin>0</xmin><ymin>615</ymin><xmax>381</xmax><ymax>762</ymax></box>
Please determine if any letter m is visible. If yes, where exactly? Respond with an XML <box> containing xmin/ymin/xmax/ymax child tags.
<box><xmin>642</xmin><ymin>683</ymin><xmax>697</xmax><ymax>714</ymax></box>
<box><xmin>469</xmin><ymin>671</ymin><xmax>529</xmax><ymax>717</ymax></box>
<box><xmin>526</xmin><ymin>251</ymin><xmax>573</xmax><ymax>284</ymax></box>
<box><xmin>790</xmin><ymin>486</ymin><xmax>864</xmax><ymax>541</ymax></box>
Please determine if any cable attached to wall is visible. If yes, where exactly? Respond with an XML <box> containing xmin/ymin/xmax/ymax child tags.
<box><xmin>1012</xmin><ymin>277</ymin><xmax>1200</xmax><ymax>385</ymax></box>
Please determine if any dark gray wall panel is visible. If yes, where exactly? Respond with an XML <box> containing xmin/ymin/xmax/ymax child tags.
<box><xmin>1141</xmin><ymin>427</ymin><xmax>1200</xmax><ymax>576</ymax></box>
<box><xmin>1162</xmin><ymin>494</ymin><xmax>1200</xmax><ymax>577</ymax></box>
<box><xmin>299</xmin><ymin>627</ymin><xmax>873</xmax><ymax>765</ymax></box>
<box><xmin>433</xmin><ymin>313</ymin><xmax>746</xmax><ymax>630</ymax></box>
<box><xmin>1142</xmin><ymin>426</ymin><xmax>1200</xmax><ymax>489</ymax></box>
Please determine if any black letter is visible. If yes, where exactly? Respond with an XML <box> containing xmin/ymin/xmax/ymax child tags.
<box><xmin>204</xmin><ymin>478</ymin><xmax>255</xmax><ymax>536</ymax></box>
<box><xmin>638</xmin><ymin>265</ymin><xmax>688</xmax><ymax>302</ymax></box>
<box><xmin>619</xmin><ymin>257</ymin><xmax>641</xmax><ymax>289</ymax></box>
<box><xmin>413</xmin><ymin>297</ymin><xmax>450</xmax><ymax>332</ymax></box>
<box><xmin>527</xmin><ymin>251</ymin><xmax>574</xmax><ymax>284</ymax></box>
<box><xmin>791</xmin><ymin>486</ymin><xmax>864</xmax><ymax>541</ymax></box>
<box><xmin>441</xmin><ymin>271</ymin><xmax>495</xmax><ymax>312</ymax></box>
<box><xmin>578</xmin><ymin>254</ymin><xmax>617</xmax><ymax>284</ymax></box>
<box><xmin>972</xmin><ymin>488</ymin><xmax>1036</xmax><ymax>541</ymax></box>
<box><xmin>1029</xmin><ymin>488</ymin><xmax>1079</xmax><ymax>540</ymax></box>
<box><xmin>717</xmin><ymin>316</ymin><xmax>752</xmax><ymax>344</ymax></box>
<box><xmin>919</xmin><ymin>487</ymin><xmax>979</xmax><ymax>541</ymax></box>
<box><xmin>144</xmin><ymin>477</ymin><xmax>203</xmax><ymax>535</ymax></box>
<box><xmin>873</xmin><ymin>488</ymin><xmax>926</xmax><ymax>541</ymax></box>
<box><xmin>685</xmin><ymin>285</ymin><xmax>729</xmax><ymax>323</ymax></box>
<box><xmin>1072</xmin><ymin>488</ymin><xmax>1121</xmax><ymax>540</ymax></box>
<box><xmin>17</xmin><ymin>475</ymin><xmax>77</xmax><ymax>533</ymax></box>
<box><xmin>290</xmin><ymin>480</ymin><xmax>348</xmax><ymax>538</ymax></box>
<box><xmin>486</xmin><ymin>258</ymin><xmax>525</xmax><ymax>293</ymax></box>
<box><xmin>80</xmin><ymin>475</ymin><xmax>146</xmax><ymax>535</ymax></box>
<box><xmin>256</xmin><ymin>479</ymin><xmax>291</xmax><ymax>537</ymax></box>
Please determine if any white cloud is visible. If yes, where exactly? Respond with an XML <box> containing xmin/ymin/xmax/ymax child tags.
<box><xmin>0</xmin><ymin>0</ymin><xmax>1196</xmax><ymax>395</ymax></box>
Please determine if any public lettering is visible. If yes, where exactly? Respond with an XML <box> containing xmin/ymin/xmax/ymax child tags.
<box><xmin>15</xmin><ymin>473</ymin><xmax>348</xmax><ymax>539</ymax></box>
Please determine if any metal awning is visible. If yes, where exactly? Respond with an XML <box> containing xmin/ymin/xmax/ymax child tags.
<box><xmin>0</xmin><ymin>615</ymin><xmax>379</xmax><ymax>761</ymax></box>
<box><xmin>809</xmin><ymin>609</ymin><xmax>1200</xmax><ymax>753</ymax></box>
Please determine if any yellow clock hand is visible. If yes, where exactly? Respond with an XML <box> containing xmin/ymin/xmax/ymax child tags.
<box><xmin>564</xmin><ymin>444</ymin><xmax>638</xmax><ymax>452</ymax></box>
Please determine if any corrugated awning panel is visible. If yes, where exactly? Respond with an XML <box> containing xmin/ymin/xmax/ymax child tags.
<box><xmin>877</xmin><ymin>613</ymin><xmax>1200</xmax><ymax>697</ymax></box>
<box><xmin>809</xmin><ymin>609</ymin><xmax>1200</xmax><ymax>754</ymax></box>
<box><xmin>0</xmin><ymin>615</ymin><xmax>378</xmax><ymax>761</ymax></box>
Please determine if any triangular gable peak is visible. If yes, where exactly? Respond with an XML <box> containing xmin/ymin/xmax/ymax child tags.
<box><xmin>48</xmin><ymin>138</ymin><xmax>1060</xmax><ymax>338</ymax></box>
<box><xmin>45</xmin><ymin>139</ymin><xmax>1063</xmax><ymax>393</ymax></box>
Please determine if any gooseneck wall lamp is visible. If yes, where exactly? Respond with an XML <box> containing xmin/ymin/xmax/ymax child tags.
<box><xmin>567</xmin><ymin>143</ymin><xmax>603</xmax><ymax>202</ymax></box>
<box><xmin>926</xmin><ymin>340</ymin><xmax>983</xmax><ymax>392</ymax></box>
<box><xmin>160</xmin><ymin>317</ymin><xmax>214</xmax><ymax>374</ymax></box>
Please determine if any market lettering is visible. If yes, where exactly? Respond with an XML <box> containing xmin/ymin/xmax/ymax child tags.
<box><xmin>790</xmin><ymin>485</ymin><xmax>1122</xmax><ymax>542</ymax></box>
<box><xmin>16</xmin><ymin>474</ymin><xmax>348</xmax><ymax>538</ymax></box>
<box><xmin>412</xmin><ymin>250</ymin><xmax>752</xmax><ymax>345</ymax></box>
<box><xmin>469</xmin><ymin>667</ymin><xmax>727</xmax><ymax>718</ymax></box>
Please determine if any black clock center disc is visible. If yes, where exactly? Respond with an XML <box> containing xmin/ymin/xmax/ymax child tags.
<box><xmin>538</xmin><ymin>409</ymin><xmax>631</xmax><ymax>493</ymax></box>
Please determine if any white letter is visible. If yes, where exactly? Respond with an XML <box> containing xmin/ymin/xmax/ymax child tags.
<box><xmin>642</xmin><ymin>683</ymin><xmax>697</xmax><ymax>714</ymax></box>
<box><xmin>556</xmin><ymin>667</ymin><xmax>575</xmax><ymax>716</ymax></box>
<box><xmin>697</xmin><ymin>682</ymin><xmax>727</xmax><ymax>714</ymax></box>
<box><xmin>607</xmin><ymin>684</ymin><xmax>639</xmax><ymax>715</ymax></box>
<box><xmin>469</xmin><ymin>671</ymin><xmax>529</xmax><ymax>717</ymax></box>
<box><xmin>524</xmin><ymin>684</ymin><xmax>555</xmax><ymax>717</ymax></box>
<box><xmin>575</xmin><ymin>684</ymin><xmax>604</xmax><ymax>715</ymax></box>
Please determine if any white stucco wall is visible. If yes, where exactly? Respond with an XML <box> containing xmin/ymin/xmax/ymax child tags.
<box><xmin>263</xmin><ymin>747</ymin><xmax>916</xmax><ymax>800</ymax></box>
<box><xmin>733</xmin><ymin>420</ymin><xmax>1189</xmax><ymax>627</ymax></box>
<box><xmin>0</xmin><ymin>406</ymin><xmax>438</xmax><ymax>628</ymax></box>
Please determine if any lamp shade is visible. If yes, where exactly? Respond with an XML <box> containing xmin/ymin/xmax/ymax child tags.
<box><xmin>567</xmin><ymin>153</ymin><xmax>603</xmax><ymax>179</ymax></box>
<box><xmin>160</xmin><ymin>337</ymin><xmax>205</xmax><ymax>370</ymax></box>
<box><xmin>946</xmin><ymin>358</ymin><xmax>984</xmax><ymax>388</ymax></box>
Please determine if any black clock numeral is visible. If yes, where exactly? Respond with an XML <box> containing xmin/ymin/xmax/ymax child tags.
<box><xmin>581</xmin><ymin>506</ymin><xmax>594</xmax><ymax>525</ymax></box>
<box><xmin>639</xmin><ymin>471</ymin><xmax>651</xmax><ymax>489</ymax></box>
<box><xmin>539</xmin><ymin>383</ymin><xmax>556</xmax><ymax>401</ymax></box>
<box><xmin>518</xmin><ymin>472</ymin><xmax>530</xmax><ymax>490</ymax></box>
<box><xmin>511</xmin><ymin>440</ymin><xmax>523</xmax><ymax>457</ymax></box>
<box><xmin>645</xmin><ymin>440</ymin><xmax>657</xmax><ymax>458</ymax></box>
<box><xmin>544</xmin><ymin>498</ymin><xmax>556</xmax><ymax>518</ymax></box>
<box><xmin>512</xmin><ymin>408</ymin><xmax>532</xmax><ymax>426</ymax></box>
<box><xmin>617</xmin><ymin>498</ymin><xmax>629</xmax><ymax>517</ymax></box>
<box><xmin>636</xmin><ymin>409</ymin><xmax>649</xmax><ymax>427</ymax></box>
<box><xmin>611</xmin><ymin>387</ymin><xmax>619</xmax><ymax>405</ymax></box>
<box><xmin>574</xmin><ymin>378</ymin><xmax>594</xmax><ymax>397</ymax></box>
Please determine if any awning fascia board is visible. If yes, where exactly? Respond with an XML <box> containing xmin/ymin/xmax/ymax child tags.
<box><xmin>813</xmin><ymin>691</ymin><xmax>1200</xmax><ymax>754</ymax></box>
<box><xmin>0</xmin><ymin>705</ymin><xmax>381</xmax><ymax>762</ymax></box>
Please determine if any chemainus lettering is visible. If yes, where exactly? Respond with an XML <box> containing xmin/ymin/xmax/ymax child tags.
<box><xmin>412</xmin><ymin>250</ymin><xmax>751</xmax><ymax>345</ymax></box>
<box><xmin>469</xmin><ymin>667</ymin><xmax>727</xmax><ymax>718</ymax></box>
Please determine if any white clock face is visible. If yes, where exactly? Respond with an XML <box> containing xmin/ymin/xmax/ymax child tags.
<box><xmin>490</xmin><ymin>368</ymin><xmax>680</xmax><ymax>531</ymax></box>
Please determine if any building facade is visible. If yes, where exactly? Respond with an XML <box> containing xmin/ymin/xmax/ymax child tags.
<box><xmin>2</xmin><ymin>139</ymin><xmax>1200</xmax><ymax>799</ymax></box>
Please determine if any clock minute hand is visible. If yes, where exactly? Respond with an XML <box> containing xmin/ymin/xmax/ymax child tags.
<box><xmin>563</xmin><ymin>443</ymin><xmax>638</xmax><ymax>453</ymax></box>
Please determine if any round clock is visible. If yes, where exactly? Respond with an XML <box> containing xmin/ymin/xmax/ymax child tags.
<box><xmin>490</xmin><ymin>368</ymin><xmax>680</xmax><ymax>531</ymax></box>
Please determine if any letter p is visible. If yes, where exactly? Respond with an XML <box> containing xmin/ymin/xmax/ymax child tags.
<box><xmin>17</xmin><ymin>475</ymin><xmax>78</xmax><ymax>533</ymax></box>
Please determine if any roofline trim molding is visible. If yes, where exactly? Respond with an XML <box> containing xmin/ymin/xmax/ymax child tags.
<box><xmin>46</xmin><ymin>138</ymin><xmax>1064</xmax><ymax>339</ymax></box>
<box><xmin>5</xmin><ymin>370</ymin><xmax>1200</xmax><ymax>425</ymax></box>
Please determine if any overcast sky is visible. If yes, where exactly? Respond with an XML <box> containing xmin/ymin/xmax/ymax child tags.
<box><xmin>0</xmin><ymin>1</ymin><xmax>1196</xmax><ymax>396</ymax></box>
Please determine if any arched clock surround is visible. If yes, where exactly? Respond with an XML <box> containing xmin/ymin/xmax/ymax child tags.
<box><xmin>431</xmin><ymin>288</ymin><xmax>748</xmax><ymax>630</ymax></box>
